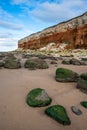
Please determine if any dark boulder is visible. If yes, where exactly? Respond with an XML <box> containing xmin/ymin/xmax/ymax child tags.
<box><xmin>62</xmin><ymin>60</ymin><xmax>70</xmax><ymax>65</ymax></box>
<box><xmin>0</xmin><ymin>61</ymin><xmax>4</xmax><ymax>68</ymax></box>
<box><xmin>80</xmin><ymin>73</ymin><xmax>87</xmax><ymax>80</ymax></box>
<box><xmin>76</xmin><ymin>79</ymin><xmax>87</xmax><ymax>94</ymax></box>
<box><xmin>76</xmin><ymin>75</ymin><xmax>87</xmax><ymax>94</ymax></box>
<box><xmin>70</xmin><ymin>58</ymin><xmax>81</xmax><ymax>65</ymax></box>
<box><xmin>45</xmin><ymin>105</ymin><xmax>71</xmax><ymax>125</ymax></box>
<box><xmin>26</xmin><ymin>88</ymin><xmax>52</xmax><ymax>107</ymax></box>
<box><xmin>55</xmin><ymin>68</ymin><xmax>79</xmax><ymax>82</ymax></box>
<box><xmin>24</xmin><ymin>58</ymin><xmax>49</xmax><ymax>70</ymax></box>
<box><xmin>80</xmin><ymin>101</ymin><xmax>87</xmax><ymax>108</ymax></box>
<box><xmin>4</xmin><ymin>58</ymin><xmax>21</xmax><ymax>69</ymax></box>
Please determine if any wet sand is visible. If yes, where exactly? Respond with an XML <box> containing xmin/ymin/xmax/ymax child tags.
<box><xmin>0</xmin><ymin>63</ymin><xmax>87</xmax><ymax>130</ymax></box>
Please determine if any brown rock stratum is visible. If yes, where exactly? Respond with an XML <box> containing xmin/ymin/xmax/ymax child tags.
<box><xmin>18</xmin><ymin>12</ymin><xmax>87</xmax><ymax>50</ymax></box>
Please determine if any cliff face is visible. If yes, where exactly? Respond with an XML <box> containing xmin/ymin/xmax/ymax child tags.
<box><xmin>18</xmin><ymin>12</ymin><xmax>87</xmax><ymax>50</ymax></box>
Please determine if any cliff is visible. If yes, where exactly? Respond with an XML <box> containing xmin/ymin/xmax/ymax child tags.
<box><xmin>18</xmin><ymin>12</ymin><xmax>87</xmax><ymax>50</ymax></box>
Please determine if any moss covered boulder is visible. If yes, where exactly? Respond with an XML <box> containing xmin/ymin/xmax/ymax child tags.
<box><xmin>77</xmin><ymin>79</ymin><xmax>87</xmax><ymax>94</ymax></box>
<box><xmin>26</xmin><ymin>88</ymin><xmax>52</xmax><ymax>107</ymax></box>
<box><xmin>24</xmin><ymin>59</ymin><xmax>37</xmax><ymax>70</ymax></box>
<box><xmin>80</xmin><ymin>73</ymin><xmax>87</xmax><ymax>80</ymax></box>
<box><xmin>80</xmin><ymin>101</ymin><xmax>87</xmax><ymax>108</ymax></box>
<box><xmin>4</xmin><ymin>58</ymin><xmax>21</xmax><ymax>69</ymax></box>
<box><xmin>55</xmin><ymin>68</ymin><xmax>79</xmax><ymax>82</ymax></box>
<box><xmin>81</xmin><ymin>58</ymin><xmax>87</xmax><ymax>61</ymax></box>
<box><xmin>24</xmin><ymin>58</ymin><xmax>49</xmax><ymax>70</ymax></box>
<box><xmin>62</xmin><ymin>60</ymin><xmax>70</xmax><ymax>65</ymax></box>
<box><xmin>77</xmin><ymin>74</ymin><xmax>87</xmax><ymax>94</ymax></box>
<box><xmin>0</xmin><ymin>61</ymin><xmax>4</xmax><ymax>68</ymax></box>
<box><xmin>70</xmin><ymin>58</ymin><xmax>81</xmax><ymax>65</ymax></box>
<box><xmin>45</xmin><ymin>105</ymin><xmax>71</xmax><ymax>125</ymax></box>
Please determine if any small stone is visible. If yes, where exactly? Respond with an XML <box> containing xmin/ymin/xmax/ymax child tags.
<box><xmin>71</xmin><ymin>106</ymin><xmax>82</xmax><ymax>115</ymax></box>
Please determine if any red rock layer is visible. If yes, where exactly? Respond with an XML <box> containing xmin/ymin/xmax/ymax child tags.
<box><xmin>18</xmin><ymin>12</ymin><xmax>87</xmax><ymax>50</ymax></box>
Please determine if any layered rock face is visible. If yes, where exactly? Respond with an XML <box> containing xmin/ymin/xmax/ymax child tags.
<box><xmin>18</xmin><ymin>12</ymin><xmax>87</xmax><ymax>50</ymax></box>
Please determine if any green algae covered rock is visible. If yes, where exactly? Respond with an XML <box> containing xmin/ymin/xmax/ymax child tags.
<box><xmin>4</xmin><ymin>58</ymin><xmax>21</xmax><ymax>69</ymax></box>
<box><xmin>0</xmin><ymin>61</ymin><xmax>4</xmax><ymax>68</ymax></box>
<box><xmin>45</xmin><ymin>105</ymin><xmax>71</xmax><ymax>125</ymax></box>
<box><xmin>26</xmin><ymin>88</ymin><xmax>52</xmax><ymax>107</ymax></box>
<box><xmin>24</xmin><ymin>59</ymin><xmax>49</xmax><ymax>70</ymax></box>
<box><xmin>55</xmin><ymin>68</ymin><xmax>79</xmax><ymax>82</ymax></box>
<box><xmin>76</xmin><ymin>78</ymin><xmax>87</xmax><ymax>94</ymax></box>
<box><xmin>24</xmin><ymin>59</ymin><xmax>37</xmax><ymax>70</ymax></box>
<box><xmin>80</xmin><ymin>73</ymin><xmax>87</xmax><ymax>80</ymax></box>
<box><xmin>80</xmin><ymin>101</ymin><xmax>87</xmax><ymax>108</ymax></box>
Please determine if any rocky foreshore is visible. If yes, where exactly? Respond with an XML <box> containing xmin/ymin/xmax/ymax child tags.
<box><xmin>0</xmin><ymin>49</ymin><xmax>87</xmax><ymax>130</ymax></box>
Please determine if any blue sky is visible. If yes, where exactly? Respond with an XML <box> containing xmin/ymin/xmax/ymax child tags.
<box><xmin>0</xmin><ymin>0</ymin><xmax>87</xmax><ymax>52</ymax></box>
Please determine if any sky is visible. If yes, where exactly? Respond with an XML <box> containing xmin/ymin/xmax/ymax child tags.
<box><xmin>0</xmin><ymin>0</ymin><xmax>87</xmax><ymax>52</ymax></box>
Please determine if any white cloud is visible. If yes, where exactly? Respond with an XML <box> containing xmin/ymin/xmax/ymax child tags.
<box><xmin>0</xmin><ymin>20</ymin><xmax>24</xmax><ymax>30</ymax></box>
<box><xmin>30</xmin><ymin>0</ymin><xmax>87</xmax><ymax>23</ymax></box>
<box><xmin>0</xmin><ymin>37</ymin><xmax>18</xmax><ymax>52</ymax></box>
<box><xmin>0</xmin><ymin>45</ymin><xmax>17</xmax><ymax>52</ymax></box>
<box><xmin>0</xmin><ymin>33</ymin><xmax>13</xmax><ymax>38</ymax></box>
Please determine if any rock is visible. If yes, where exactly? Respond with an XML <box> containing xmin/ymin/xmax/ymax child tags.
<box><xmin>71</xmin><ymin>106</ymin><xmax>82</xmax><ymax>115</ymax></box>
<box><xmin>22</xmin><ymin>54</ymin><xmax>30</xmax><ymax>58</ymax></box>
<box><xmin>38</xmin><ymin>55</ymin><xmax>48</xmax><ymax>59</ymax></box>
<box><xmin>45</xmin><ymin>105</ymin><xmax>71</xmax><ymax>125</ymax></box>
<box><xmin>5</xmin><ymin>53</ymin><xmax>16</xmax><ymax>60</ymax></box>
<box><xmin>81</xmin><ymin>58</ymin><xmax>87</xmax><ymax>61</ymax></box>
<box><xmin>50</xmin><ymin>61</ymin><xmax>57</xmax><ymax>64</ymax></box>
<box><xmin>76</xmin><ymin>78</ymin><xmax>87</xmax><ymax>94</ymax></box>
<box><xmin>80</xmin><ymin>61</ymin><xmax>87</xmax><ymax>65</ymax></box>
<box><xmin>24</xmin><ymin>59</ymin><xmax>37</xmax><ymax>70</ymax></box>
<box><xmin>70</xmin><ymin>58</ymin><xmax>81</xmax><ymax>65</ymax></box>
<box><xmin>0</xmin><ymin>54</ymin><xmax>5</xmax><ymax>60</ymax></box>
<box><xmin>24</xmin><ymin>58</ymin><xmax>49</xmax><ymax>70</ymax></box>
<box><xmin>55</xmin><ymin>68</ymin><xmax>79</xmax><ymax>82</ymax></box>
<box><xmin>62</xmin><ymin>58</ymin><xmax>87</xmax><ymax>65</ymax></box>
<box><xmin>4</xmin><ymin>58</ymin><xmax>21</xmax><ymax>69</ymax></box>
<box><xmin>0</xmin><ymin>61</ymin><xmax>4</xmax><ymax>68</ymax></box>
<box><xmin>80</xmin><ymin>73</ymin><xmax>87</xmax><ymax>80</ymax></box>
<box><xmin>26</xmin><ymin>88</ymin><xmax>52</xmax><ymax>107</ymax></box>
<box><xmin>18</xmin><ymin>12</ymin><xmax>87</xmax><ymax>50</ymax></box>
<box><xmin>62</xmin><ymin>60</ymin><xmax>70</xmax><ymax>65</ymax></box>
<box><xmin>80</xmin><ymin>101</ymin><xmax>87</xmax><ymax>108</ymax></box>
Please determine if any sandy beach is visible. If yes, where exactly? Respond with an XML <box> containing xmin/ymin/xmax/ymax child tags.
<box><xmin>0</xmin><ymin>62</ymin><xmax>87</xmax><ymax>130</ymax></box>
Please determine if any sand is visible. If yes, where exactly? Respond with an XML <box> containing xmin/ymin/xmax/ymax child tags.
<box><xmin>0</xmin><ymin>63</ymin><xmax>87</xmax><ymax>130</ymax></box>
